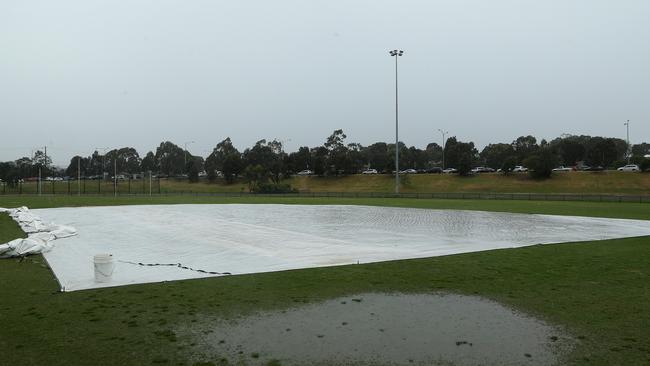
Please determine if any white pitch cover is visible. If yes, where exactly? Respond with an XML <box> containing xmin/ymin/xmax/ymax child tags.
<box><xmin>5</xmin><ymin>204</ymin><xmax>650</xmax><ymax>292</ymax></box>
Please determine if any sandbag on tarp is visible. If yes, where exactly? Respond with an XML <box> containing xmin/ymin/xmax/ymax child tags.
<box><xmin>0</xmin><ymin>207</ymin><xmax>76</xmax><ymax>258</ymax></box>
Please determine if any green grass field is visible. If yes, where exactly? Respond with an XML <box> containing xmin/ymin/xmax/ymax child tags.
<box><xmin>1</xmin><ymin>196</ymin><xmax>649</xmax><ymax>366</ymax></box>
<box><xmin>289</xmin><ymin>171</ymin><xmax>650</xmax><ymax>194</ymax></box>
<box><xmin>4</xmin><ymin>171</ymin><xmax>650</xmax><ymax>195</ymax></box>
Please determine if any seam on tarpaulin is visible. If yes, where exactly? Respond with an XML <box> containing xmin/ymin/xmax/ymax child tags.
<box><xmin>118</xmin><ymin>260</ymin><xmax>232</xmax><ymax>276</ymax></box>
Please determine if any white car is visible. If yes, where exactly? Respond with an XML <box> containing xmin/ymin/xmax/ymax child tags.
<box><xmin>442</xmin><ymin>168</ymin><xmax>458</xmax><ymax>174</ymax></box>
<box><xmin>552</xmin><ymin>166</ymin><xmax>573</xmax><ymax>172</ymax></box>
<box><xmin>296</xmin><ymin>170</ymin><xmax>313</xmax><ymax>176</ymax></box>
<box><xmin>513</xmin><ymin>166</ymin><xmax>528</xmax><ymax>172</ymax></box>
<box><xmin>362</xmin><ymin>169</ymin><xmax>378</xmax><ymax>174</ymax></box>
<box><xmin>617</xmin><ymin>164</ymin><xmax>639</xmax><ymax>172</ymax></box>
<box><xmin>471</xmin><ymin>167</ymin><xmax>495</xmax><ymax>173</ymax></box>
<box><xmin>400</xmin><ymin>169</ymin><xmax>417</xmax><ymax>174</ymax></box>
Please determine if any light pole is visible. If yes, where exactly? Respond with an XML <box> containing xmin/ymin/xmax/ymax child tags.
<box><xmin>624</xmin><ymin>120</ymin><xmax>630</xmax><ymax>164</ymax></box>
<box><xmin>114</xmin><ymin>156</ymin><xmax>120</xmax><ymax>196</ymax></box>
<box><xmin>95</xmin><ymin>147</ymin><xmax>109</xmax><ymax>178</ymax></box>
<box><xmin>183</xmin><ymin>141</ymin><xmax>195</xmax><ymax>171</ymax></box>
<box><xmin>389</xmin><ymin>49</ymin><xmax>404</xmax><ymax>194</ymax></box>
<box><xmin>438</xmin><ymin>129</ymin><xmax>448</xmax><ymax>170</ymax></box>
<box><xmin>78</xmin><ymin>156</ymin><xmax>81</xmax><ymax>196</ymax></box>
<box><xmin>32</xmin><ymin>146</ymin><xmax>46</xmax><ymax>195</ymax></box>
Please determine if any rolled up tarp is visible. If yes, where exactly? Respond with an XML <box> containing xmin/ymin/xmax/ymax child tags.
<box><xmin>0</xmin><ymin>206</ymin><xmax>76</xmax><ymax>258</ymax></box>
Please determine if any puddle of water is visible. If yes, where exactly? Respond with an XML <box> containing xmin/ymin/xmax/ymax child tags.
<box><xmin>183</xmin><ymin>293</ymin><xmax>573</xmax><ymax>366</ymax></box>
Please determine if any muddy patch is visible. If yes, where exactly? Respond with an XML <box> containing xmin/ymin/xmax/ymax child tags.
<box><xmin>182</xmin><ymin>293</ymin><xmax>573</xmax><ymax>365</ymax></box>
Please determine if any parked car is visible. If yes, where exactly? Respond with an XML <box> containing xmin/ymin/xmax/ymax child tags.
<box><xmin>362</xmin><ymin>169</ymin><xmax>378</xmax><ymax>174</ymax></box>
<box><xmin>552</xmin><ymin>166</ymin><xmax>573</xmax><ymax>172</ymax></box>
<box><xmin>513</xmin><ymin>166</ymin><xmax>528</xmax><ymax>172</ymax></box>
<box><xmin>471</xmin><ymin>167</ymin><xmax>495</xmax><ymax>173</ymax></box>
<box><xmin>617</xmin><ymin>164</ymin><xmax>640</xmax><ymax>172</ymax></box>
<box><xmin>399</xmin><ymin>169</ymin><xmax>417</xmax><ymax>174</ymax></box>
<box><xmin>426</xmin><ymin>167</ymin><xmax>443</xmax><ymax>174</ymax></box>
<box><xmin>296</xmin><ymin>170</ymin><xmax>313</xmax><ymax>176</ymax></box>
<box><xmin>442</xmin><ymin>168</ymin><xmax>458</xmax><ymax>174</ymax></box>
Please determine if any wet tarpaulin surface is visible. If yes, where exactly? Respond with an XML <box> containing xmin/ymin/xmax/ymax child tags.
<box><xmin>32</xmin><ymin>204</ymin><xmax>650</xmax><ymax>291</ymax></box>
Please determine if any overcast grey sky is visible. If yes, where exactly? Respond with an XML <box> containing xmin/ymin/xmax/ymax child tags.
<box><xmin>1</xmin><ymin>0</ymin><xmax>648</xmax><ymax>166</ymax></box>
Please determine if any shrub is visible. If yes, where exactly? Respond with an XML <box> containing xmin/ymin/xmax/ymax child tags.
<box><xmin>254</xmin><ymin>183</ymin><xmax>297</xmax><ymax>194</ymax></box>
<box><xmin>524</xmin><ymin>148</ymin><xmax>558</xmax><ymax>179</ymax></box>
<box><xmin>640</xmin><ymin>159</ymin><xmax>650</xmax><ymax>172</ymax></box>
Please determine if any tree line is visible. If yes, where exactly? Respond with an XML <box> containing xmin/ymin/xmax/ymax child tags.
<box><xmin>1</xmin><ymin>130</ymin><xmax>649</xmax><ymax>189</ymax></box>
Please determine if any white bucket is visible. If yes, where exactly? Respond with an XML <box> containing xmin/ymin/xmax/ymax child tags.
<box><xmin>94</xmin><ymin>253</ymin><xmax>115</xmax><ymax>283</ymax></box>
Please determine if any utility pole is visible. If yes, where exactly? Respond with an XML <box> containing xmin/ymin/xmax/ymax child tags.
<box><xmin>389</xmin><ymin>49</ymin><xmax>404</xmax><ymax>194</ymax></box>
<box><xmin>624</xmin><ymin>120</ymin><xmax>630</xmax><ymax>164</ymax></box>
<box><xmin>114</xmin><ymin>159</ymin><xmax>117</xmax><ymax>197</ymax></box>
<box><xmin>34</xmin><ymin>146</ymin><xmax>46</xmax><ymax>195</ymax></box>
<box><xmin>95</xmin><ymin>147</ymin><xmax>109</xmax><ymax>178</ymax></box>
<box><xmin>438</xmin><ymin>129</ymin><xmax>448</xmax><ymax>170</ymax></box>
<box><xmin>78</xmin><ymin>156</ymin><xmax>81</xmax><ymax>196</ymax></box>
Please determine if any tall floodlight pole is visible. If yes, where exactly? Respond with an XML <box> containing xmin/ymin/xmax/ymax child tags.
<box><xmin>624</xmin><ymin>120</ymin><xmax>630</xmax><ymax>164</ymax></box>
<box><xmin>438</xmin><ymin>129</ymin><xmax>448</xmax><ymax>170</ymax></box>
<box><xmin>389</xmin><ymin>49</ymin><xmax>404</xmax><ymax>194</ymax></box>
<box><xmin>183</xmin><ymin>141</ymin><xmax>195</xmax><ymax>171</ymax></box>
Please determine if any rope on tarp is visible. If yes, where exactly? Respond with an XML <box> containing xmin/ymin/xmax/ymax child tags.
<box><xmin>118</xmin><ymin>260</ymin><xmax>231</xmax><ymax>275</ymax></box>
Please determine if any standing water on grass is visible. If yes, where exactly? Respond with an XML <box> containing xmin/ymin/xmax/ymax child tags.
<box><xmin>183</xmin><ymin>293</ymin><xmax>573</xmax><ymax>366</ymax></box>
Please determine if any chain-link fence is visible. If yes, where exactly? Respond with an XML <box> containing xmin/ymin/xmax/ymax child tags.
<box><xmin>1</xmin><ymin>180</ymin><xmax>649</xmax><ymax>203</ymax></box>
<box><xmin>0</xmin><ymin>178</ymin><xmax>162</xmax><ymax>195</ymax></box>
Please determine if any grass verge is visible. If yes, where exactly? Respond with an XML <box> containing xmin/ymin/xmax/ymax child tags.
<box><xmin>0</xmin><ymin>197</ymin><xmax>649</xmax><ymax>365</ymax></box>
<box><xmin>0</xmin><ymin>211</ymin><xmax>26</xmax><ymax>243</ymax></box>
<box><xmin>5</xmin><ymin>171</ymin><xmax>650</xmax><ymax>195</ymax></box>
<box><xmin>1</xmin><ymin>195</ymin><xmax>650</xmax><ymax>220</ymax></box>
